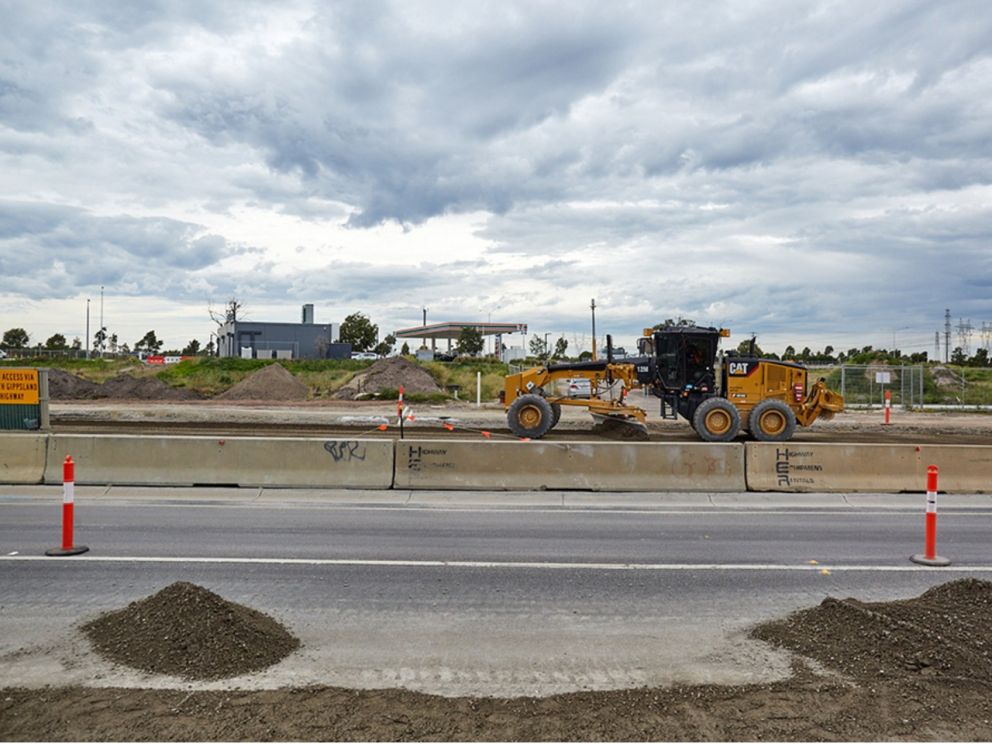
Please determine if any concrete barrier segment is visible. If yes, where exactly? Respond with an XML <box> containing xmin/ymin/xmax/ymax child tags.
<box><xmin>393</xmin><ymin>439</ymin><xmax>746</xmax><ymax>491</ymax></box>
<box><xmin>745</xmin><ymin>442</ymin><xmax>992</xmax><ymax>493</ymax></box>
<box><xmin>0</xmin><ymin>433</ymin><xmax>48</xmax><ymax>484</ymax></box>
<box><xmin>44</xmin><ymin>435</ymin><xmax>394</xmax><ymax>489</ymax></box>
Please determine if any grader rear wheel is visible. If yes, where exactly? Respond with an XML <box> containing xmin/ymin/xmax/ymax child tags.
<box><xmin>750</xmin><ymin>399</ymin><xmax>797</xmax><ymax>442</ymax></box>
<box><xmin>692</xmin><ymin>398</ymin><xmax>741</xmax><ymax>442</ymax></box>
<box><xmin>507</xmin><ymin>394</ymin><xmax>555</xmax><ymax>439</ymax></box>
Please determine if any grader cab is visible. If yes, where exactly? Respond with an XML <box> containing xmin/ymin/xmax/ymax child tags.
<box><xmin>501</xmin><ymin>326</ymin><xmax>844</xmax><ymax>442</ymax></box>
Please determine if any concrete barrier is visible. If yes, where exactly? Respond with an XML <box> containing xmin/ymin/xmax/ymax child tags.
<box><xmin>394</xmin><ymin>439</ymin><xmax>746</xmax><ymax>491</ymax></box>
<box><xmin>746</xmin><ymin>442</ymin><xmax>992</xmax><ymax>493</ymax></box>
<box><xmin>0</xmin><ymin>433</ymin><xmax>48</xmax><ymax>484</ymax></box>
<box><xmin>44</xmin><ymin>435</ymin><xmax>394</xmax><ymax>489</ymax></box>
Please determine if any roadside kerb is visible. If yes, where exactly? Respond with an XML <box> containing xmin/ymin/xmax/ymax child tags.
<box><xmin>394</xmin><ymin>439</ymin><xmax>746</xmax><ymax>491</ymax></box>
<box><xmin>0</xmin><ymin>433</ymin><xmax>48</xmax><ymax>484</ymax></box>
<box><xmin>746</xmin><ymin>442</ymin><xmax>992</xmax><ymax>493</ymax></box>
<box><xmin>44</xmin><ymin>435</ymin><xmax>394</xmax><ymax>489</ymax></box>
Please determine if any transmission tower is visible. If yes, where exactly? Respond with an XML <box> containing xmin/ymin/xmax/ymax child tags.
<box><xmin>934</xmin><ymin>332</ymin><xmax>940</xmax><ymax>362</ymax></box>
<box><xmin>981</xmin><ymin>322</ymin><xmax>992</xmax><ymax>352</ymax></box>
<box><xmin>956</xmin><ymin>318</ymin><xmax>974</xmax><ymax>356</ymax></box>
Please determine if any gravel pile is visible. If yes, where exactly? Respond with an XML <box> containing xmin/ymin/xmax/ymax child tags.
<box><xmin>751</xmin><ymin>577</ymin><xmax>992</xmax><ymax>682</ymax></box>
<box><xmin>215</xmin><ymin>363</ymin><xmax>309</xmax><ymax>401</ymax></box>
<box><xmin>333</xmin><ymin>356</ymin><xmax>442</xmax><ymax>399</ymax></box>
<box><xmin>81</xmin><ymin>582</ymin><xmax>300</xmax><ymax>680</ymax></box>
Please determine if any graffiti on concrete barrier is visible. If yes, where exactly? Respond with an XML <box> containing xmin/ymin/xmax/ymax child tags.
<box><xmin>775</xmin><ymin>447</ymin><xmax>822</xmax><ymax>487</ymax></box>
<box><xmin>324</xmin><ymin>441</ymin><xmax>367</xmax><ymax>462</ymax></box>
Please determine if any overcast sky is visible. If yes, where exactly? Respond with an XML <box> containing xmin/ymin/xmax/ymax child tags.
<box><xmin>1</xmin><ymin>0</ymin><xmax>990</xmax><ymax>355</ymax></box>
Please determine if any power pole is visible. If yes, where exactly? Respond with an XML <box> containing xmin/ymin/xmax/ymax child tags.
<box><xmin>934</xmin><ymin>332</ymin><xmax>940</xmax><ymax>362</ymax></box>
<box><xmin>944</xmin><ymin>308</ymin><xmax>951</xmax><ymax>363</ymax></box>
<box><xmin>85</xmin><ymin>299</ymin><xmax>90</xmax><ymax>359</ymax></box>
<box><xmin>590</xmin><ymin>299</ymin><xmax>597</xmax><ymax>360</ymax></box>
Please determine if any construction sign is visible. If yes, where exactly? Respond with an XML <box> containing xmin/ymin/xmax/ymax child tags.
<box><xmin>0</xmin><ymin>369</ymin><xmax>39</xmax><ymax>405</ymax></box>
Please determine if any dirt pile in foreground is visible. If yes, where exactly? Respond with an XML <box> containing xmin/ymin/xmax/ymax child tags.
<box><xmin>48</xmin><ymin>369</ymin><xmax>201</xmax><ymax>401</ymax></box>
<box><xmin>4</xmin><ymin>579</ymin><xmax>992</xmax><ymax>741</ymax></box>
<box><xmin>751</xmin><ymin>577</ymin><xmax>992</xmax><ymax>683</ymax></box>
<box><xmin>215</xmin><ymin>363</ymin><xmax>309</xmax><ymax>401</ymax></box>
<box><xmin>81</xmin><ymin>582</ymin><xmax>299</xmax><ymax>680</ymax></box>
<box><xmin>334</xmin><ymin>356</ymin><xmax>442</xmax><ymax>399</ymax></box>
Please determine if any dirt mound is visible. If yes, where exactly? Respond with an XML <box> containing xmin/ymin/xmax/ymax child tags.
<box><xmin>46</xmin><ymin>369</ymin><xmax>101</xmax><ymax>399</ymax></box>
<box><xmin>98</xmin><ymin>374</ymin><xmax>201</xmax><ymax>400</ymax></box>
<box><xmin>81</xmin><ymin>582</ymin><xmax>300</xmax><ymax>680</ymax></box>
<box><xmin>751</xmin><ymin>578</ymin><xmax>992</xmax><ymax>682</ymax></box>
<box><xmin>216</xmin><ymin>363</ymin><xmax>309</xmax><ymax>401</ymax></box>
<box><xmin>333</xmin><ymin>356</ymin><xmax>442</xmax><ymax>399</ymax></box>
<box><xmin>47</xmin><ymin>370</ymin><xmax>200</xmax><ymax>400</ymax></box>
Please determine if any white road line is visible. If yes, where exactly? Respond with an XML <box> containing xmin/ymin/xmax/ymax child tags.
<box><xmin>2</xmin><ymin>555</ymin><xmax>991</xmax><ymax>571</ymax></box>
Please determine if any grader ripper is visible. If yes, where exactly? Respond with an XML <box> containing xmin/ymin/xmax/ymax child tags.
<box><xmin>501</xmin><ymin>325</ymin><xmax>844</xmax><ymax>442</ymax></box>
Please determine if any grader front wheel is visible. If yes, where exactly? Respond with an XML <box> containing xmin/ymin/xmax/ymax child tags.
<box><xmin>507</xmin><ymin>394</ymin><xmax>555</xmax><ymax>439</ymax></box>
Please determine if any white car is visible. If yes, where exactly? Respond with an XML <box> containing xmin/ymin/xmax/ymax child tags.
<box><xmin>558</xmin><ymin>378</ymin><xmax>592</xmax><ymax>398</ymax></box>
<box><xmin>350</xmin><ymin>351</ymin><xmax>378</xmax><ymax>360</ymax></box>
<box><xmin>0</xmin><ymin>349</ymin><xmax>7</xmax><ymax>359</ymax></box>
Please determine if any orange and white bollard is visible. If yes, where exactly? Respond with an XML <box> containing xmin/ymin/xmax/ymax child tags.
<box><xmin>911</xmin><ymin>465</ymin><xmax>950</xmax><ymax>566</ymax></box>
<box><xmin>883</xmin><ymin>390</ymin><xmax>891</xmax><ymax>425</ymax></box>
<box><xmin>45</xmin><ymin>456</ymin><xmax>89</xmax><ymax>556</ymax></box>
<box><xmin>397</xmin><ymin>385</ymin><xmax>405</xmax><ymax>440</ymax></box>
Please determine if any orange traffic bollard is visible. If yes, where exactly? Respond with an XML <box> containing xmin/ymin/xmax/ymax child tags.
<box><xmin>911</xmin><ymin>465</ymin><xmax>950</xmax><ymax>567</ymax></box>
<box><xmin>45</xmin><ymin>456</ymin><xmax>89</xmax><ymax>557</ymax></box>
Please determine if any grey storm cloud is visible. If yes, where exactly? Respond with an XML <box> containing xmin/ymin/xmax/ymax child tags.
<box><xmin>0</xmin><ymin>201</ymin><xmax>238</xmax><ymax>298</ymax></box>
<box><xmin>1</xmin><ymin>0</ymin><xmax>991</xmax><ymax>349</ymax></box>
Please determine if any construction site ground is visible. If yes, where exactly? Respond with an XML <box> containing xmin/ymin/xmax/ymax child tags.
<box><xmin>49</xmin><ymin>398</ymin><xmax>992</xmax><ymax>444</ymax></box>
<box><xmin>4</xmin><ymin>398</ymin><xmax>992</xmax><ymax>740</ymax></box>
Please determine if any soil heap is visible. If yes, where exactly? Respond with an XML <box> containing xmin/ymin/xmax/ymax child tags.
<box><xmin>751</xmin><ymin>577</ymin><xmax>992</xmax><ymax>682</ymax></box>
<box><xmin>216</xmin><ymin>363</ymin><xmax>309</xmax><ymax>401</ymax></box>
<box><xmin>46</xmin><ymin>369</ymin><xmax>101</xmax><ymax>399</ymax></box>
<box><xmin>333</xmin><ymin>356</ymin><xmax>442</xmax><ymax>399</ymax></box>
<box><xmin>81</xmin><ymin>582</ymin><xmax>300</xmax><ymax>680</ymax></box>
<box><xmin>98</xmin><ymin>374</ymin><xmax>201</xmax><ymax>400</ymax></box>
<box><xmin>47</xmin><ymin>370</ymin><xmax>200</xmax><ymax>400</ymax></box>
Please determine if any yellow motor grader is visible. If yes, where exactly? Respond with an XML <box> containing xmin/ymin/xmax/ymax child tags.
<box><xmin>501</xmin><ymin>325</ymin><xmax>844</xmax><ymax>442</ymax></box>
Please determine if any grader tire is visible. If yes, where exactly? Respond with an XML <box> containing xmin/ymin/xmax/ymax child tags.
<box><xmin>550</xmin><ymin>402</ymin><xmax>562</xmax><ymax>428</ymax></box>
<box><xmin>692</xmin><ymin>398</ymin><xmax>741</xmax><ymax>442</ymax></box>
<box><xmin>508</xmin><ymin>394</ymin><xmax>555</xmax><ymax>439</ymax></box>
<box><xmin>750</xmin><ymin>399</ymin><xmax>797</xmax><ymax>442</ymax></box>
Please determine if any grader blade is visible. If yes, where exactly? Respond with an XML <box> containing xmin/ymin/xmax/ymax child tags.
<box><xmin>590</xmin><ymin>413</ymin><xmax>650</xmax><ymax>441</ymax></box>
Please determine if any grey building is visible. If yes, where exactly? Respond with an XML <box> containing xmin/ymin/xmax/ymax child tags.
<box><xmin>216</xmin><ymin>305</ymin><xmax>350</xmax><ymax>360</ymax></box>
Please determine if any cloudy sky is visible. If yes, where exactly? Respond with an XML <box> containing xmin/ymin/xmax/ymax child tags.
<box><xmin>1</xmin><ymin>0</ymin><xmax>990</xmax><ymax>356</ymax></box>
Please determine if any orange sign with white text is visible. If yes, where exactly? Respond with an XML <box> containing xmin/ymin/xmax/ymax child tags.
<box><xmin>0</xmin><ymin>369</ymin><xmax>39</xmax><ymax>404</ymax></box>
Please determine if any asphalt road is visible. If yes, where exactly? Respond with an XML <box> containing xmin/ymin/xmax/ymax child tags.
<box><xmin>3</xmin><ymin>489</ymin><xmax>991</xmax><ymax>696</ymax></box>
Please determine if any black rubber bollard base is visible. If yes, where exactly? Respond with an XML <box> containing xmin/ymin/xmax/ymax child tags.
<box><xmin>45</xmin><ymin>545</ymin><xmax>90</xmax><ymax>556</ymax></box>
<box><xmin>910</xmin><ymin>553</ymin><xmax>951</xmax><ymax>567</ymax></box>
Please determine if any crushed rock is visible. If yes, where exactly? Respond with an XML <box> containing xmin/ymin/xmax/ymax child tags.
<box><xmin>81</xmin><ymin>582</ymin><xmax>300</xmax><ymax>680</ymax></box>
<box><xmin>333</xmin><ymin>356</ymin><xmax>442</xmax><ymax>399</ymax></box>
<box><xmin>216</xmin><ymin>363</ymin><xmax>309</xmax><ymax>401</ymax></box>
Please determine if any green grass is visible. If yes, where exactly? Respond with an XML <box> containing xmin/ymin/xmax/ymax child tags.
<box><xmin>1</xmin><ymin>355</ymin><xmax>513</xmax><ymax>400</ymax></box>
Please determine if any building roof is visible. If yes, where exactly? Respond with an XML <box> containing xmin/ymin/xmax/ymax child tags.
<box><xmin>394</xmin><ymin>321</ymin><xmax>527</xmax><ymax>339</ymax></box>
